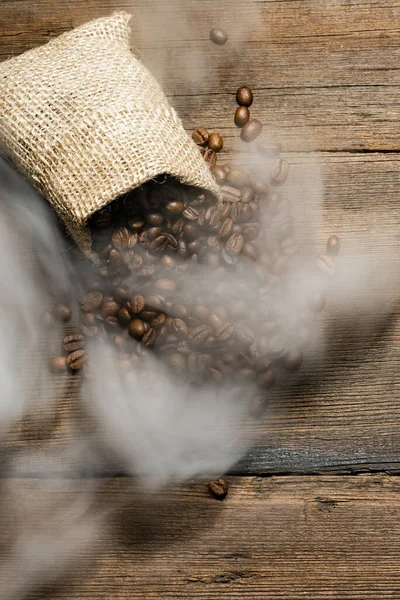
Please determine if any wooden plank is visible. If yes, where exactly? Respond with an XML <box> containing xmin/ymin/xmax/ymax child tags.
<box><xmin>0</xmin><ymin>1</ymin><xmax>398</xmax><ymax>152</ymax></box>
<box><xmin>4</xmin><ymin>152</ymin><xmax>400</xmax><ymax>475</ymax></box>
<box><xmin>1</xmin><ymin>475</ymin><xmax>400</xmax><ymax>599</ymax></box>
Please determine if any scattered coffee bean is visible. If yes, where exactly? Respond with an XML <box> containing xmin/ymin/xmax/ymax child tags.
<box><xmin>225</xmin><ymin>168</ymin><xmax>251</xmax><ymax>189</ymax></box>
<box><xmin>327</xmin><ymin>235</ymin><xmax>341</xmax><ymax>256</ymax></box>
<box><xmin>234</xmin><ymin>105</ymin><xmax>250</xmax><ymax>128</ymax></box>
<box><xmin>129</xmin><ymin>318</ymin><xmax>146</xmax><ymax>340</ymax></box>
<box><xmin>208</xmin><ymin>478</ymin><xmax>228</xmax><ymax>499</ymax></box>
<box><xmin>270</xmin><ymin>158</ymin><xmax>289</xmax><ymax>184</ymax></box>
<box><xmin>241</xmin><ymin>119</ymin><xmax>262</xmax><ymax>143</ymax></box>
<box><xmin>226</xmin><ymin>233</ymin><xmax>244</xmax><ymax>254</ymax></box>
<box><xmin>204</xmin><ymin>148</ymin><xmax>217</xmax><ymax>167</ymax></box>
<box><xmin>210</xmin><ymin>28</ymin><xmax>228</xmax><ymax>45</ymax></box>
<box><xmin>236</xmin><ymin>86</ymin><xmax>253</xmax><ymax>107</ymax></box>
<box><xmin>208</xmin><ymin>133</ymin><xmax>224</xmax><ymax>153</ymax></box>
<box><xmin>192</xmin><ymin>127</ymin><xmax>209</xmax><ymax>146</ymax></box>
<box><xmin>63</xmin><ymin>334</ymin><xmax>85</xmax><ymax>352</ymax></box>
<box><xmin>67</xmin><ymin>349</ymin><xmax>87</xmax><ymax>371</ymax></box>
<box><xmin>53</xmin><ymin>303</ymin><xmax>72</xmax><ymax>323</ymax></box>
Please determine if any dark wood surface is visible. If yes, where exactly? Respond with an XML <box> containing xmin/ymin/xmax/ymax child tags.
<box><xmin>1</xmin><ymin>0</ymin><xmax>400</xmax><ymax>597</ymax></box>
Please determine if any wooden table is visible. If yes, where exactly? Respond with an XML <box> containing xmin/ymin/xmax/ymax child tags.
<box><xmin>1</xmin><ymin>1</ymin><xmax>400</xmax><ymax>597</ymax></box>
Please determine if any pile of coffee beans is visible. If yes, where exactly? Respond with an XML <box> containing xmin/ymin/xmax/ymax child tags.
<box><xmin>48</xmin><ymin>124</ymin><xmax>340</xmax><ymax>419</ymax></box>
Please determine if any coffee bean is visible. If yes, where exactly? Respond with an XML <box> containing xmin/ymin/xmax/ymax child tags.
<box><xmin>283</xmin><ymin>348</ymin><xmax>303</xmax><ymax>371</ymax></box>
<box><xmin>188</xmin><ymin>325</ymin><xmax>211</xmax><ymax>346</ymax></box>
<box><xmin>101</xmin><ymin>299</ymin><xmax>120</xmax><ymax>318</ymax></box>
<box><xmin>151</xmin><ymin>313</ymin><xmax>166</xmax><ymax>328</ymax></box>
<box><xmin>107</xmin><ymin>249</ymin><xmax>122</xmax><ymax>274</ymax></box>
<box><xmin>142</xmin><ymin>327</ymin><xmax>156</xmax><ymax>347</ymax></box>
<box><xmin>168</xmin><ymin>352</ymin><xmax>187</xmax><ymax>372</ymax></box>
<box><xmin>192</xmin><ymin>127</ymin><xmax>209</xmax><ymax>146</ymax></box>
<box><xmin>67</xmin><ymin>349</ymin><xmax>87</xmax><ymax>371</ymax></box>
<box><xmin>170</xmin><ymin>304</ymin><xmax>188</xmax><ymax>319</ymax></box>
<box><xmin>225</xmin><ymin>168</ymin><xmax>251</xmax><ymax>189</ymax></box>
<box><xmin>316</xmin><ymin>254</ymin><xmax>335</xmax><ymax>275</ymax></box>
<box><xmin>214</xmin><ymin>322</ymin><xmax>234</xmax><ymax>342</ymax></box>
<box><xmin>271</xmin><ymin>158</ymin><xmax>289</xmax><ymax>184</ymax></box>
<box><xmin>327</xmin><ymin>235</ymin><xmax>341</xmax><ymax>256</ymax></box>
<box><xmin>128</xmin><ymin>216</ymin><xmax>145</xmax><ymax>231</ymax></box>
<box><xmin>130</xmin><ymin>295</ymin><xmax>145</xmax><ymax>314</ymax></box>
<box><xmin>182</xmin><ymin>205</ymin><xmax>199</xmax><ymax>222</ymax></box>
<box><xmin>149</xmin><ymin>234</ymin><xmax>168</xmax><ymax>252</ymax></box>
<box><xmin>129</xmin><ymin>318</ymin><xmax>146</xmax><ymax>340</ymax></box>
<box><xmin>234</xmin><ymin>105</ymin><xmax>250</xmax><ymax>128</ymax></box>
<box><xmin>257</xmin><ymin>368</ymin><xmax>275</xmax><ymax>389</ymax></box>
<box><xmin>210</xmin><ymin>165</ymin><xmax>226</xmax><ymax>184</ymax></box>
<box><xmin>105</xmin><ymin>315</ymin><xmax>119</xmax><ymax>329</ymax></box>
<box><xmin>240</xmin><ymin>187</ymin><xmax>255</xmax><ymax>204</ymax></box>
<box><xmin>235</xmin><ymin>325</ymin><xmax>254</xmax><ymax>347</ymax></box>
<box><xmin>171</xmin><ymin>318</ymin><xmax>189</xmax><ymax>339</ymax></box>
<box><xmin>241</xmin><ymin>119</ymin><xmax>262</xmax><ymax>143</ymax></box>
<box><xmin>226</xmin><ymin>233</ymin><xmax>244</xmax><ymax>254</ymax></box>
<box><xmin>53</xmin><ymin>303</ymin><xmax>72</xmax><ymax>323</ymax></box>
<box><xmin>208</xmin><ymin>133</ymin><xmax>224</xmax><ymax>153</ymax></box>
<box><xmin>241</xmin><ymin>223</ymin><xmax>260</xmax><ymax>241</ymax></box>
<box><xmin>210</xmin><ymin>28</ymin><xmax>228</xmax><ymax>45</ymax></box>
<box><xmin>218</xmin><ymin>218</ymin><xmax>234</xmax><ymax>240</ymax></box>
<box><xmin>154</xmin><ymin>278</ymin><xmax>177</xmax><ymax>291</ymax></box>
<box><xmin>183</xmin><ymin>224</ymin><xmax>198</xmax><ymax>242</ymax></box>
<box><xmin>112</xmin><ymin>227</ymin><xmax>130</xmax><ymax>250</ymax></box>
<box><xmin>236</xmin><ymin>86</ymin><xmax>253</xmax><ymax>107</ymax></box>
<box><xmin>63</xmin><ymin>334</ymin><xmax>85</xmax><ymax>352</ymax></box>
<box><xmin>117</xmin><ymin>307</ymin><xmax>131</xmax><ymax>325</ymax></box>
<box><xmin>242</xmin><ymin>241</ymin><xmax>258</xmax><ymax>261</ymax></box>
<box><xmin>161</xmin><ymin>255</ymin><xmax>177</xmax><ymax>269</ymax></box>
<box><xmin>49</xmin><ymin>356</ymin><xmax>67</xmax><ymax>373</ymax></box>
<box><xmin>193</xmin><ymin>305</ymin><xmax>210</xmax><ymax>321</ymax></box>
<box><xmin>281</xmin><ymin>237</ymin><xmax>299</xmax><ymax>255</ymax></box>
<box><xmin>146</xmin><ymin>212</ymin><xmax>164</xmax><ymax>227</ymax></box>
<box><xmin>249</xmin><ymin>393</ymin><xmax>267</xmax><ymax>418</ymax></box>
<box><xmin>94</xmin><ymin>210</ymin><xmax>112</xmax><ymax>228</ymax></box>
<box><xmin>165</xmin><ymin>200</ymin><xmax>185</xmax><ymax>217</ymax></box>
<box><xmin>257</xmin><ymin>141</ymin><xmax>282</xmax><ymax>157</ymax></box>
<box><xmin>204</xmin><ymin>149</ymin><xmax>217</xmax><ymax>167</ymax></box>
<box><xmin>145</xmin><ymin>295</ymin><xmax>165</xmax><ymax>311</ymax></box>
<box><xmin>208</xmin><ymin>478</ymin><xmax>228</xmax><ymax>499</ymax></box>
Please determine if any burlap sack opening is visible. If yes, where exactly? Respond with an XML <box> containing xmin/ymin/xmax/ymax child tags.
<box><xmin>0</xmin><ymin>12</ymin><xmax>221</xmax><ymax>254</ymax></box>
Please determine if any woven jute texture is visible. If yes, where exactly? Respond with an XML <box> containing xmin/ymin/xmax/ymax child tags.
<box><xmin>0</xmin><ymin>12</ymin><xmax>220</xmax><ymax>253</ymax></box>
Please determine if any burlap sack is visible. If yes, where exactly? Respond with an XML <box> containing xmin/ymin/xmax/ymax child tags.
<box><xmin>0</xmin><ymin>12</ymin><xmax>220</xmax><ymax>254</ymax></box>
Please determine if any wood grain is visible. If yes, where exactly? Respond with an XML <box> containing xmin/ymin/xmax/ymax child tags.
<box><xmin>1</xmin><ymin>475</ymin><xmax>400</xmax><ymax>599</ymax></box>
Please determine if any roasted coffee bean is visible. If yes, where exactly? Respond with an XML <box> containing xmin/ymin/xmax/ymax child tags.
<box><xmin>145</xmin><ymin>295</ymin><xmax>165</xmax><ymax>311</ymax></box>
<box><xmin>268</xmin><ymin>333</ymin><xmax>286</xmax><ymax>359</ymax></box>
<box><xmin>171</xmin><ymin>318</ymin><xmax>189</xmax><ymax>339</ymax></box>
<box><xmin>49</xmin><ymin>356</ymin><xmax>67</xmax><ymax>373</ymax></box>
<box><xmin>170</xmin><ymin>303</ymin><xmax>188</xmax><ymax>319</ymax></box>
<box><xmin>188</xmin><ymin>325</ymin><xmax>211</xmax><ymax>346</ymax></box>
<box><xmin>188</xmin><ymin>239</ymin><xmax>201</xmax><ymax>254</ymax></box>
<box><xmin>210</xmin><ymin>165</ymin><xmax>226</xmax><ymax>184</ymax></box>
<box><xmin>214</xmin><ymin>322</ymin><xmax>234</xmax><ymax>342</ymax></box>
<box><xmin>161</xmin><ymin>255</ymin><xmax>177</xmax><ymax>269</ymax></box>
<box><xmin>107</xmin><ymin>249</ymin><xmax>122</xmax><ymax>274</ymax></box>
<box><xmin>240</xmin><ymin>187</ymin><xmax>255</xmax><ymax>203</ymax></box>
<box><xmin>193</xmin><ymin>305</ymin><xmax>210</xmax><ymax>321</ymax></box>
<box><xmin>281</xmin><ymin>237</ymin><xmax>299</xmax><ymax>255</ymax></box>
<box><xmin>118</xmin><ymin>307</ymin><xmax>132</xmax><ymax>325</ymax></box>
<box><xmin>171</xmin><ymin>218</ymin><xmax>184</xmax><ymax>237</ymax></box>
<box><xmin>154</xmin><ymin>278</ymin><xmax>177</xmax><ymax>291</ymax></box>
<box><xmin>236</xmin><ymin>86</ymin><xmax>253</xmax><ymax>107</ymax></box>
<box><xmin>183</xmin><ymin>224</ymin><xmax>198</xmax><ymax>242</ymax></box>
<box><xmin>53</xmin><ymin>303</ymin><xmax>72</xmax><ymax>323</ymax></box>
<box><xmin>226</xmin><ymin>233</ymin><xmax>244</xmax><ymax>254</ymax></box>
<box><xmin>234</xmin><ymin>105</ymin><xmax>250</xmax><ymax>128</ymax></box>
<box><xmin>210</xmin><ymin>28</ymin><xmax>228</xmax><ymax>45</ymax></box>
<box><xmin>182</xmin><ymin>205</ymin><xmax>199</xmax><ymax>221</ymax></box>
<box><xmin>235</xmin><ymin>325</ymin><xmax>254</xmax><ymax>346</ymax></box>
<box><xmin>63</xmin><ymin>334</ymin><xmax>85</xmax><ymax>352</ymax></box>
<box><xmin>218</xmin><ymin>218</ymin><xmax>234</xmax><ymax>240</ymax></box>
<box><xmin>142</xmin><ymin>327</ymin><xmax>156</xmax><ymax>347</ymax></box>
<box><xmin>168</xmin><ymin>352</ymin><xmax>187</xmax><ymax>372</ymax></box>
<box><xmin>112</xmin><ymin>227</ymin><xmax>130</xmax><ymax>250</ymax></box>
<box><xmin>208</xmin><ymin>133</ymin><xmax>224</xmax><ymax>153</ymax></box>
<box><xmin>208</xmin><ymin>478</ymin><xmax>228</xmax><ymax>500</ymax></box>
<box><xmin>67</xmin><ymin>349</ymin><xmax>87</xmax><ymax>371</ymax></box>
<box><xmin>113</xmin><ymin>285</ymin><xmax>130</xmax><ymax>303</ymax></box>
<box><xmin>222</xmin><ymin>247</ymin><xmax>238</xmax><ymax>266</ymax></box>
<box><xmin>130</xmin><ymin>295</ymin><xmax>145</xmax><ymax>314</ymax></box>
<box><xmin>316</xmin><ymin>254</ymin><xmax>335</xmax><ymax>275</ymax></box>
<box><xmin>165</xmin><ymin>200</ymin><xmax>185</xmax><ymax>216</ymax></box>
<box><xmin>327</xmin><ymin>235</ymin><xmax>341</xmax><ymax>256</ymax></box>
<box><xmin>113</xmin><ymin>334</ymin><xmax>127</xmax><ymax>351</ymax></box>
<box><xmin>208</xmin><ymin>367</ymin><xmax>224</xmax><ymax>383</ymax></box>
<box><xmin>220</xmin><ymin>185</ymin><xmax>241</xmax><ymax>203</ymax></box>
<box><xmin>150</xmin><ymin>234</ymin><xmax>169</xmax><ymax>252</ymax></box>
<box><xmin>271</xmin><ymin>158</ymin><xmax>289</xmax><ymax>184</ymax></box>
<box><xmin>146</xmin><ymin>212</ymin><xmax>164</xmax><ymax>227</ymax></box>
<box><xmin>253</xmin><ymin>180</ymin><xmax>269</xmax><ymax>196</ymax></box>
<box><xmin>206</xmin><ymin>205</ymin><xmax>223</xmax><ymax>228</ymax></box>
<box><xmin>141</xmin><ymin>310</ymin><xmax>158</xmax><ymax>321</ymax></box>
<box><xmin>128</xmin><ymin>216</ymin><xmax>145</xmax><ymax>231</ymax></box>
<box><xmin>192</xmin><ymin>127</ymin><xmax>209</xmax><ymax>146</ymax></box>
<box><xmin>249</xmin><ymin>393</ymin><xmax>267</xmax><ymax>418</ymax></box>
<box><xmin>151</xmin><ymin>313</ymin><xmax>166</xmax><ymax>328</ymax></box>
<box><xmin>204</xmin><ymin>148</ymin><xmax>217</xmax><ymax>167</ymax></box>
<box><xmin>225</xmin><ymin>168</ymin><xmax>251</xmax><ymax>189</ymax></box>
<box><xmin>257</xmin><ymin>368</ymin><xmax>275</xmax><ymax>389</ymax></box>
<box><xmin>129</xmin><ymin>318</ymin><xmax>147</xmax><ymax>340</ymax></box>
<box><xmin>101</xmin><ymin>299</ymin><xmax>120</xmax><ymax>318</ymax></box>
<box><xmin>81</xmin><ymin>312</ymin><xmax>97</xmax><ymax>327</ymax></box>
<box><xmin>309</xmin><ymin>291</ymin><xmax>325</xmax><ymax>313</ymax></box>
<box><xmin>283</xmin><ymin>348</ymin><xmax>303</xmax><ymax>371</ymax></box>
<box><xmin>257</xmin><ymin>141</ymin><xmax>282</xmax><ymax>157</ymax></box>
<box><xmin>241</xmin><ymin>119</ymin><xmax>262</xmax><ymax>143</ymax></box>
<box><xmin>241</xmin><ymin>223</ymin><xmax>260</xmax><ymax>241</ymax></box>
<box><xmin>105</xmin><ymin>315</ymin><xmax>119</xmax><ymax>329</ymax></box>
<box><xmin>242</xmin><ymin>241</ymin><xmax>258</xmax><ymax>261</ymax></box>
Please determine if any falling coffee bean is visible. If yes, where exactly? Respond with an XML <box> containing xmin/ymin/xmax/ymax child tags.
<box><xmin>236</xmin><ymin>86</ymin><xmax>253</xmax><ymax>107</ymax></box>
<box><xmin>67</xmin><ymin>350</ymin><xmax>87</xmax><ymax>371</ymax></box>
<box><xmin>270</xmin><ymin>158</ymin><xmax>289</xmax><ymax>184</ymax></box>
<box><xmin>208</xmin><ymin>133</ymin><xmax>224</xmax><ymax>153</ymax></box>
<box><xmin>241</xmin><ymin>119</ymin><xmax>262</xmax><ymax>143</ymax></box>
<box><xmin>63</xmin><ymin>334</ymin><xmax>85</xmax><ymax>352</ymax></box>
<box><xmin>327</xmin><ymin>235</ymin><xmax>341</xmax><ymax>256</ymax></box>
<box><xmin>234</xmin><ymin>105</ymin><xmax>250</xmax><ymax>128</ymax></box>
